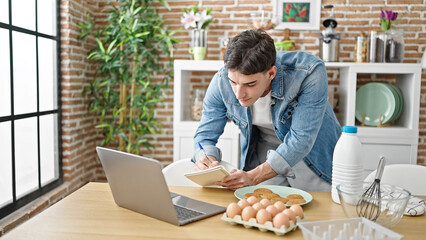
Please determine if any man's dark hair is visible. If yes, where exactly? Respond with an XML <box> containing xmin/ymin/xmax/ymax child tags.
<box><xmin>224</xmin><ymin>29</ymin><xmax>276</xmax><ymax>75</ymax></box>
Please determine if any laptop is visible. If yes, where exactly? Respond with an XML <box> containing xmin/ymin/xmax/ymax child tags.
<box><xmin>96</xmin><ymin>147</ymin><xmax>226</xmax><ymax>226</ymax></box>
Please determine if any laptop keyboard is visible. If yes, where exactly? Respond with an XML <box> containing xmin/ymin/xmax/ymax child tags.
<box><xmin>174</xmin><ymin>205</ymin><xmax>204</xmax><ymax>220</ymax></box>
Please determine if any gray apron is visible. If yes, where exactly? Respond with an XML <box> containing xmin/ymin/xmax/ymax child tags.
<box><xmin>247</xmin><ymin>125</ymin><xmax>331</xmax><ymax>192</ymax></box>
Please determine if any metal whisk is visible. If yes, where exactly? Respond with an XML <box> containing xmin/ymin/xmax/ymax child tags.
<box><xmin>356</xmin><ymin>156</ymin><xmax>386</xmax><ymax>221</ymax></box>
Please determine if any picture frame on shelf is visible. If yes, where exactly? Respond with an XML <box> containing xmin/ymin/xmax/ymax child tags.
<box><xmin>273</xmin><ymin>0</ymin><xmax>321</xmax><ymax>30</ymax></box>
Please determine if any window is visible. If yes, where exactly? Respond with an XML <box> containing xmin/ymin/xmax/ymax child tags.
<box><xmin>0</xmin><ymin>0</ymin><xmax>62</xmax><ymax>219</ymax></box>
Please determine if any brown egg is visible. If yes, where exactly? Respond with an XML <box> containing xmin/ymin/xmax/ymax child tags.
<box><xmin>247</xmin><ymin>196</ymin><xmax>259</xmax><ymax>205</ymax></box>
<box><xmin>252</xmin><ymin>202</ymin><xmax>264</xmax><ymax>212</ymax></box>
<box><xmin>237</xmin><ymin>199</ymin><xmax>251</xmax><ymax>209</ymax></box>
<box><xmin>256</xmin><ymin>208</ymin><xmax>272</xmax><ymax>224</ymax></box>
<box><xmin>260</xmin><ymin>198</ymin><xmax>271</xmax><ymax>207</ymax></box>
<box><xmin>283</xmin><ymin>209</ymin><xmax>297</xmax><ymax>223</ymax></box>
<box><xmin>273</xmin><ymin>212</ymin><xmax>290</xmax><ymax>229</ymax></box>
<box><xmin>226</xmin><ymin>202</ymin><xmax>241</xmax><ymax>218</ymax></box>
<box><xmin>266</xmin><ymin>205</ymin><xmax>280</xmax><ymax>217</ymax></box>
<box><xmin>274</xmin><ymin>201</ymin><xmax>286</xmax><ymax>212</ymax></box>
<box><xmin>290</xmin><ymin>204</ymin><xmax>304</xmax><ymax>219</ymax></box>
<box><xmin>241</xmin><ymin>206</ymin><xmax>257</xmax><ymax>221</ymax></box>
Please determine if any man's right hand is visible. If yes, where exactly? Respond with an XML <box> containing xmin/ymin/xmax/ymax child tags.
<box><xmin>195</xmin><ymin>155</ymin><xmax>218</xmax><ymax>170</ymax></box>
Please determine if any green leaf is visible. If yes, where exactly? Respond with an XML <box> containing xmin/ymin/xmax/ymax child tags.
<box><xmin>133</xmin><ymin>6</ymin><xmax>142</xmax><ymax>15</ymax></box>
<box><xmin>95</xmin><ymin>123</ymin><xmax>111</xmax><ymax>128</ymax></box>
<box><xmin>130</xmin><ymin>0</ymin><xmax>135</xmax><ymax>13</ymax></box>
<box><xmin>95</xmin><ymin>38</ymin><xmax>105</xmax><ymax>54</ymax></box>
<box><xmin>106</xmin><ymin>38</ymin><xmax>117</xmax><ymax>54</ymax></box>
<box><xmin>132</xmin><ymin>19</ymin><xmax>138</xmax><ymax>32</ymax></box>
<box><xmin>381</xmin><ymin>18</ymin><xmax>390</xmax><ymax>31</ymax></box>
<box><xmin>135</xmin><ymin>32</ymin><xmax>150</xmax><ymax>38</ymax></box>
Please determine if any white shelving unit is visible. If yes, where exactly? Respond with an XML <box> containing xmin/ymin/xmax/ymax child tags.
<box><xmin>173</xmin><ymin>60</ymin><xmax>240</xmax><ymax>167</ymax></box>
<box><xmin>174</xmin><ymin>60</ymin><xmax>422</xmax><ymax>176</ymax></box>
<box><xmin>325</xmin><ymin>62</ymin><xmax>422</xmax><ymax>177</ymax></box>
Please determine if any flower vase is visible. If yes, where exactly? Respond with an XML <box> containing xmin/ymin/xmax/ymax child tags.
<box><xmin>385</xmin><ymin>29</ymin><xmax>404</xmax><ymax>63</ymax></box>
<box><xmin>190</xmin><ymin>29</ymin><xmax>207</xmax><ymax>60</ymax></box>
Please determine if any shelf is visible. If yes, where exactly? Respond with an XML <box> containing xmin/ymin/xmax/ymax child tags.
<box><xmin>325</xmin><ymin>62</ymin><xmax>421</xmax><ymax>72</ymax></box>
<box><xmin>337</xmin><ymin>66</ymin><xmax>422</xmax><ymax>174</ymax></box>
<box><xmin>332</xmin><ymin>63</ymin><xmax>421</xmax><ymax>172</ymax></box>
<box><xmin>175</xmin><ymin>60</ymin><xmax>422</xmax><ymax>70</ymax></box>
<box><xmin>336</xmin><ymin>64</ymin><xmax>421</xmax><ymax>133</ymax></box>
<box><xmin>174</xmin><ymin>60</ymin><xmax>422</xmax><ymax>70</ymax></box>
<box><xmin>174</xmin><ymin>60</ymin><xmax>223</xmax><ymax>71</ymax></box>
<box><xmin>357</xmin><ymin>126</ymin><xmax>418</xmax><ymax>144</ymax></box>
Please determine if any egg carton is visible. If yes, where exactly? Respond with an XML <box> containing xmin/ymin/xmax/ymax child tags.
<box><xmin>221</xmin><ymin>213</ymin><xmax>304</xmax><ymax>236</ymax></box>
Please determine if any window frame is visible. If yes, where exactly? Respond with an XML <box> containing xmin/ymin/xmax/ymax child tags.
<box><xmin>0</xmin><ymin>0</ymin><xmax>63</xmax><ymax>219</ymax></box>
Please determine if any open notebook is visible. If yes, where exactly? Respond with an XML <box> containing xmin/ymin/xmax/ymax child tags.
<box><xmin>184</xmin><ymin>165</ymin><xmax>230</xmax><ymax>187</ymax></box>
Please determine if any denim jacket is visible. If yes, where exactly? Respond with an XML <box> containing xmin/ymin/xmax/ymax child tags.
<box><xmin>192</xmin><ymin>51</ymin><xmax>341</xmax><ymax>183</ymax></box>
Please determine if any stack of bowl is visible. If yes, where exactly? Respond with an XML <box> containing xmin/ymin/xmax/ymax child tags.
<box><xmin>337</xmin><ymin>182</ymin><xmax>411</xmax><ymax>228</ymax></box>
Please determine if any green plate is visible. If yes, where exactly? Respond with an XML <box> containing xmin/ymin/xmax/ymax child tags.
<box><xmin>387</xmin><ymin>84</ymin><xmax>404</xmax><ymax>122</ymax></box>
<box><xmin>234</xmin><ymin>185</ymin><xmax>313</xmax><ymax>206</ymax></box>
<box><xmin>383</xmin><ymin>84</ymin><xmax>400</xmax><ymax>123</ymax></box>
<box><xmin>355</xmin><ymin>83</ymin><xmax>397</xmax><ymax>126</ymax></box>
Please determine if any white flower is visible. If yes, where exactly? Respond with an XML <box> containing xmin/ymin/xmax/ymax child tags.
<box><xmin>195</xmin><ymin>10</ymin><xmax>212</xmax><ymax>29</ymax></box>
<box><xmin>181</xmin><ymin>7</ymin><xmax>213</xmax><ymax>29</ymax></box>
<box><xmin>181</xmin><ymin>10</ymin><xmax>197</xmax><ymax>29</ymax></box>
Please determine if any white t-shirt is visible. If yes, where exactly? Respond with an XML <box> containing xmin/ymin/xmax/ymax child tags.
<box><xmin>251</xmin><ymin>91</ymin><xmax>328</xmax><ymax>190</ymax></box>
<box><xmin>252</xmin><ymin>91</ymin><xmax>281</xmax><ymax>145</ymax></box>
<box><xmin>252</xmin><ymin>91</ymin><xmax>272</xmax><ymax>129</ymax></box>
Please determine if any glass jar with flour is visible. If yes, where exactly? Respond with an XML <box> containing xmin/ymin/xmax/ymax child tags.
<box><xmin>191</xmin><ymin>89</ymin><xmax>205</xmax><ymax>121</ymax></box>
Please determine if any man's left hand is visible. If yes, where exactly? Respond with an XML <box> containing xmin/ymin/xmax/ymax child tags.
<box><xmin>216</xmin><ymin>162</ymin><xmax>278</xmax><ymax>190</ymax></box>
<box><xmin>215</xmin><ymin>169</ymin><xmax>256</xmax><ymax>190</ymax></box>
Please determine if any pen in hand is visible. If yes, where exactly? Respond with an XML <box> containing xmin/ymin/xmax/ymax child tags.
<box><xmin>198</xmin><ymin>142</ymin><xmax>213</xmax><ymax>164</ymax></box>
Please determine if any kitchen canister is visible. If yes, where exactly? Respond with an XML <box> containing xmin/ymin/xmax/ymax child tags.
<box><xmin>331</xmin><ymin>126</ymin><xmax>363</xmax><ymax>204</ymax></box>
<box><xmin>191</xmin><ymin>89</ymin><xmax>206</xmax><ymax>121</ymax></box>
<box><xmin>354</xmin><ymin>34</ymin><xmax>367</xmax><ymax>63</ymax></box>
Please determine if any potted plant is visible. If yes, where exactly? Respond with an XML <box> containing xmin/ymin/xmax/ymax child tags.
<box><xmin>180</xmin><ymin>6</ymin><xmax>213</xmax><ymax>60</ymax></box>
<box><xmin>78</xmin><ymin>0</ymin><xmax>179</xmax><ymax>153</ymax></box>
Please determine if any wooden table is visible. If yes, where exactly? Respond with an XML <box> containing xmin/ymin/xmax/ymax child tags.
<box><xmin>2</xmin><ymin>182</ymin><xmax>425</xmax><ymax>239</ymax></box>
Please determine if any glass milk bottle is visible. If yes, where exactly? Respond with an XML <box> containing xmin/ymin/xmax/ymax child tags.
<box><xmin>331</xmin><ymin>126</ymin><xmax>363</xmax><ymax>204</ymax></box>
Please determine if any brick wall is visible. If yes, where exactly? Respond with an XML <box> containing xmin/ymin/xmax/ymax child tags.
<box><xmin>1</xmin><ymin>0</ymin><xmax>425</xmax><ymax>236</ymax></box>
<box><xmin>157</xmin><ymin>0</ymin><xmax>426</xmax><ymax>166</ymax></box>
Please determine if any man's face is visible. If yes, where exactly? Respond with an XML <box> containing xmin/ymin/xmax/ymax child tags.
<box><xmin>228</xmin><ymin>66</ymin><xmax>277</xmax><ymax>107</ymax></box>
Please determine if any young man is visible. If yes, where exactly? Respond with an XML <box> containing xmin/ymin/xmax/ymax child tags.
<box><xmin>191</xmin><ymin>29</ymin><xmax>341</xmax><ymax>191</ymax></box>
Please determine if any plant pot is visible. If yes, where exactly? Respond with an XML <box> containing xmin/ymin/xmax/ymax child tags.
<box><xmin>190</xmin><ymin>29</ymin><xmax>207</xmax><ymax>60</ymax></box>
<box><xmin>385</xmin><ymin>29</ymin><xmax>404</xmax><ymax>63</ymax></box>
